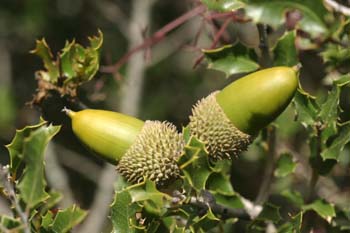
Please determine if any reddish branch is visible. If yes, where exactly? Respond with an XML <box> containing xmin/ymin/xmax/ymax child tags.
<box><xmin>100</xmin><ymin>4</ymin><xmax>207</xmax><ymax>74</ymax></box>
<box><xmin>192</xmin><ymin>16</ymin><xmax>232</xmax><ymax>68</ymax></box>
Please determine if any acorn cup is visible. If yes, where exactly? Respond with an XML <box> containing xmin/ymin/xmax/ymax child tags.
<box><xmin>64</xmin><ymin>109</ymin><xmax>184</xmax><ymax>186</ymax></box>
<box><xmin>189</xmin><ymin>66</ymin><xmax>299</xmax><ymax>160</ymax></box>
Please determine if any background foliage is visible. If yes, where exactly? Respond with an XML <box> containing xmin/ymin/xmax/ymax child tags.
<box><xmin>0</xmin><ymin>0</ymin><xmax>349</xmax><ymax>232</ymax></box>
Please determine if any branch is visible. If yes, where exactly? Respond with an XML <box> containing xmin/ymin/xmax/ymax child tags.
<box><xmin>100</xmin><ymin>4</ymin><xmax>206</xmax><ymax>74</ymax></box>
<box><xmin>257</xmin><ymin>24</ymin><xmax>272</xmax><ymax>68</ymax></box>
<box><xmin>255</xmin><ymin>126</ymin><xmax>278</xmax><ymax>205</ymax></box>
<box><xmin>324</xmin><ymin>0</ymin><xmax>350</xmax><ymax>16</ymax></box>
<box><xmin>193</xmin><ymin>16</ymin><xmax>232</xmax><ymax>68</ymax></box>
<box><xmin>0</xmin><ymin>165</ymin><xmax>30</xmax><ymax>233</ymax></box>
<box><xmin>188</xmin><ymin>196</ymin><xmax>251</xmax><ymax>220</ymax></box>
<box><xmin>45</xmin><ymin>142</ymin><xmax>75</xmax><ymax>208</ymax></box>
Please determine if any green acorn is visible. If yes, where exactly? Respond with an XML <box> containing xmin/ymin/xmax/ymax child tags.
<box><xmin>65</xmin><ymin>109</ymin><xmax>184</xmax><ymax>185</ymax></box>
<box><xmin>189</xmin><ymin>66</ymin><xmax>298</xmax><ymax>160</ymax></box>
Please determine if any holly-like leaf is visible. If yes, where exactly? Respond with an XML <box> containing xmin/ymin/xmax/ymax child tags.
<box><xmin>128</xmin><ymin>180</ymin><xmax>171</xmax><ymax>216</ymax></box>
<box><xmin>281</xmin><ymin>190</ymin><xmax>304</xmax><ymax>207</ymax></box>
<box><xmin>273</xmin><ymin>31</ymin><xmax>298</xmax><ymax>67</ymax></box>
<box><xmin>60</xmin><ymin>30</ymin><xmax>103</xmax><ymax>85</ymax></box>
<box><xmin>203</xmin><ymin>44</ymin><xmax>259</xmax><ymax>77</ymax></box>
<box><xmin>178</xmin><ymin>137</ymin><xmax>212</xmax><ymax>192</ymax></box>
<box><xmin>293</xmin><ymin>88</ymin><xmax>319</xmax><ymax>129</ymax></box>
<box><xmin>191</xmin><ymin>207</ymin><xmax>220</xmax><ymax>232</ymax></box>
<box><xmin>277</xmin><ymin>212</ymin><xmax>302</xmax><ymax>233</ymax></box>
<box><xmin>206</xmin><ymin>173</ymin><xmax>235</xmax><ymax>196</ymax></box>
<box><xmin>5</xmin><ymin>121</ymin><xmax>47</xmax><ymax>176</ymax></box>
<box><xmin>201</xmin><ymin>0</ymin><xmax>245</xmax><ymax>12</ymax></box>
<box><xmin>50</xmin><ymin>205</ymin><xmax>87</xmax><ymax>233</ymax></box>
<box><xmin>15</xmin><ymin>124</ymin><xmax>60</xmax><ymax>208</ymax></box>
<box><xmin>0</xmin><ymin>215</ymin><xmax>21</xmax><ymax>231</ymax></box>
<box><xmin>41</xmin><ymin>211</ymin><xmax>54</xmax><ymax>229</ymax></box>
<box><xmin>303</xmin><ymin>199</ymin><xmax>336</xmax><ymax>222</ymax></box>
<box><xmin>257</xmin><ymin>203</ymin><xmax>282</xmax><ymax>223</ymax></box>
<box><xmin>30</xmin><ymin>39</ymin><xmax>60</xmax><ymax>83</ymax></box>
<box><xmin>245</xmin><ymin>0</ymin><xmax>327</xmax><ymax>37</ymax></box>
<box><xmin>321</xmin><ymin>123</ymin><xmax>350</xmax><ymax>161</ymax></box>
<box><xmin>110</xmin><ymin>188</ymin><xmax>140</xmax><ymax>233</ymax></box>
<box><xmin>274</xmin><ymin>153</ymin><xmax>296</xmax><ymax>177</ymax></box>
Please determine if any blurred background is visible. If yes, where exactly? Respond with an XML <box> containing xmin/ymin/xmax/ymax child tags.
<box><xmin>0</xmin><ymin>0</ymin><xmax>349</xmax><ymax>232</ymax></box>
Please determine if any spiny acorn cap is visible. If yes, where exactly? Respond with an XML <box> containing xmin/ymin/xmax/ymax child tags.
<box><xmin>117</xmin><ymin>120</ymin><xmax>184</xmax><ymax>186</ymax></box>
<box><xmin>189</xmin><ymin>92</ymin><xmax>253</xmax><ymax>160</ymax></box>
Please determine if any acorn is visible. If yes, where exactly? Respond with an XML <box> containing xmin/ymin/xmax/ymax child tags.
<box><xmin>189</xmin><ymin>66</ymin><xmax>298</xmax><ymax>160</ymax></box>
<box><xmin>64</xmin><ymin>109</ymin><xmax>184</xmax><ymax>185</ymax></box>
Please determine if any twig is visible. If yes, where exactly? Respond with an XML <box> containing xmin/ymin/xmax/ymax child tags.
<box><xmin>324</xmin><ymin>0</ymin><xmax>350</xmax><ymax>16</ymax></box>
<box><xmin>255</xmin><ymin>126</ymin><xmax>278</xmax><ymax>205</ymax></box>
<box><xmin>257</xmin><ymin>24</ymin><xmax>272</xmax><ymax>68</ymax></box>
<box><xmin>78</xmin><ymin>1</ymin><xmax>156</xmax><ymax>232</ymax></box>
<box><xmin>0</xmin><ymin>165</ymin><xmax>30</xmax><ymax>233</ymax></box>
<box><xmin>45</xmin><ymin>142</ymin><xmax>75</xmax><ymax>208</ymax></box>
<box><xmin>188</xmin><ymin>196</ymin><xmax>251</xmax><ymax>220</ymax></box>
<box><xmin>306</xmin><ymin>122</ymin><xmax>322</xmax><ymax>203</ymax></box>
<box><xmin>100</xmin><ymin>4</ymin><xmax>206</xmax><ymax>74</ymax></box>
<box><xmin>193</xmin><ymin>16</ymin><xmax>232</xmax><ymax>68</ymax></box>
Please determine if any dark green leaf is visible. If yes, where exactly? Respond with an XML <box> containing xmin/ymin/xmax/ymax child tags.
<box><xmin>245</xmin><ymin>0</ymin><xmax>327</xmax><ymax>37</ymax></box>
<box><xmin>0</xmin><ymin>215</ymin><xmax>21</xmax><ymax>231</ymax></box>
<box><xmin>293</xmin><ymin>88</ymin><xmax>319</xmax><ymax>129</ymax></box>
<box><xmin>257</xmin><ymin>203</ymin><xmax>281</xmax><ymax>223</ymax></box>
<box><xmin>17</xmin><ymin>124</ymin><xmax>61</xmax><ymax>208</ymax></box>
<box><xmin>179</xmin><ymin>137</ymin><xmax>212</xmax><ymax>192</ymax></box>
<box><xmin>110</xmin><ymin>188</ymin><xmax>140</xmax><ymax>233</ymax></box>
<box><xmin>128</xmin><ymin>180</ymin><xmax>171</xmax><ymax>216</ymax></box>
<box><xmin>206</xmin><ymin>173</ymin><xmax>235</xmax><ymax>196</ymax></box>
<box><xmin>281</xmin><ymin>190</ymin><xmax>304</xmax><ymax>207</ymax></box>
<box><xmin>50</xmin><ymin>205</ymin><xmax>87</xmax><ymax>233</ymax></box>
<box><xmin>5</xmin><ymin>121</ymin><xmax>47</xmax><ymax>176</ymax></box>
<box><xmin>191</xmin><ymin>208</ymin><xmax>220</xmax><ymax>232</ymax></box>
<box><xmin>203</xmin><ymin>44</ymin><xmax>259</xmax><ymax>77</ymax></box>
<box><xmin>274</xmin><ymin>31</ymin><xmax>298</xmax><ymax>67</ymax></box>
<box><xmin>201</xmin><ymin>0</ymin><xmax>245</xmax><ymax>12</ymax></box>
<box><xmin>274</xmin><ymin>153</ymin><xmax>296</xmax><ymax>177</ymax></box>
<box><xmin>277</xmin><ymin>212</ymin><xmax>302</xmax><ymax>233</ymax></box>
<box><xmin>321</xmin><ymin>123</ymin><xmax>350</xmax><ymax>161</ymax></box>
<box><xmin>303</xmin><ymin>199</ymin><xmax>336</xmax><ymax>222</ymax></box>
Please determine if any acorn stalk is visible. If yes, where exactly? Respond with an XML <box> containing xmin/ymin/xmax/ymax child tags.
<box><xmin>189</xmin><ymin>66</ymin><xmax>298</xmax><ymax>160</ymax></box>
<box><xmin>65</xmin><ymin>109</ymin><xmax>184</xmax><ymax>185</ymax></box>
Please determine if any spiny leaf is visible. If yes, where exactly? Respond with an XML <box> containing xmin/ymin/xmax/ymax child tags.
<box><xmin>5</xmin><ymin>121</ymin><xmax>47</xmax><ymax>176</ymax></box>
<box><xmin>0</xmin><ymin>215</ymin><xmax>21</xmax><ymax>231</ymax></box>
<box><xmin>321</xmin><ymin>123</ymin><xmax>350</xmax><ymax>161</ymax></box>
<box><xmin>277</xmin><ymin>212</ymin><xmax>302</xmax><ymax>233</ymax></box>
<box><xmin>16</xmin><ymin>124</ymin><xmax>60</xmax><ymax>208</ymax></box>
<box><xmin>203</xmin><ymin>44</ymin><xmax>259</xmax><ymax>77</ymax></box>
<box><xmin>274</xmin><ymin>31</ymin><xmax>298</xmax><ymax>67</ymax></box>
<box><xmin>30</xmin><ymin>39</ymin><xmax>60</xmax><ymax>83</ymax></box>
<box><xmin>50</xmin><ymin>205</ymin><xmax>87</xmax><ymax>233</ymax></box>
<box><xmin>281</xmin><ymin>190</ymin><xmax>304</xmax><ymax>207</ymax></box>
<box><xmin>257</xmin><ymin>203</ymin><xmax>281</xmax><ymax>223</ymax></box>
<box><xmin>303</xmin><ymin>199</ymin><xmax>336</xmax><ymax>222</ymax></box>
<box><xmin>274</xmin><ymin>153</ymin><xmax>296</xmax><ymax>177</ymax></box>
<box><xmin>110</xmin><ymin>188</ymin><xmax>140</xmax><ymax>233</ymax></box>
<box><xmin>293</xmin><ymin>88</ymin><xmax>319</xmax><ymax>129</ymax></box>
<box><xmin>128</xmin><ymin>180</ymin><xmax>171</xmax><ymax>216</ymax></box>
<box><xmin>245</xmin><ymin>0</ymin><xmax>327</xmax><ymax>37</ymax></box>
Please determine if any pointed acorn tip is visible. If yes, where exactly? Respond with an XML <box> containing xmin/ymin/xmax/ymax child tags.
<box><xmin>62</xmin><ymin>107</ymin><xmax>76</xmax><ymax>118</ymax></box>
